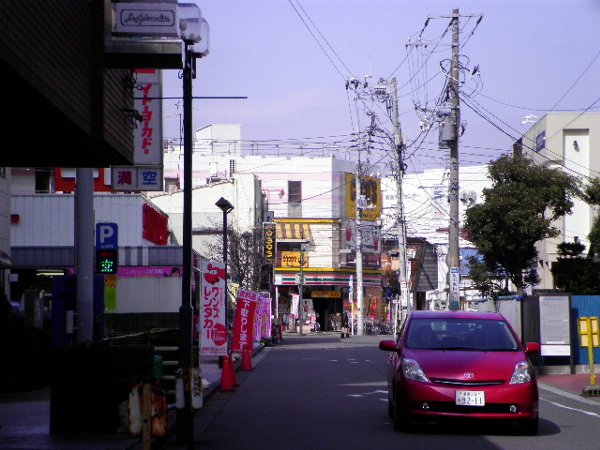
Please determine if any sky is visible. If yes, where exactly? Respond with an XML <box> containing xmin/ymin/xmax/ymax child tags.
<box><xmin>161</xmin><ymin>0</ymin><xmax>600</xmax><ymax>174</ymax></box>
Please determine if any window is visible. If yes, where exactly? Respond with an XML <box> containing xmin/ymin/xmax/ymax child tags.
<box><xmin>288</xmin><ymin>181</ymin><xmax>302</xmax><ymax>203</ymax></box>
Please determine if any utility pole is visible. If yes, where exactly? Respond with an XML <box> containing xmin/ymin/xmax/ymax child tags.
<box><xmin>390</xmin><ymin>78</ymin><xmax>410</xmax><ymax>332</ymax></box>
<box><xmin>297</xmin><ymin>241</ymin><xmax>306</xmax><ymax>336</ymax></box>
<box><xmin>355</xmin><ymin>141</ymin><xmax>364</xmax><ymax>336</ymax></box>
<box><xmin>448</xmin><ymin>8</ymin><xmax>461</xmax><ymax>310</ymax></box>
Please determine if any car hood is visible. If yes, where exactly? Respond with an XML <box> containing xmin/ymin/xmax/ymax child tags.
<box><xmin>406</xmin><ymin>349</ymin><xmax>526</xmax><ymax>382</ymax></box>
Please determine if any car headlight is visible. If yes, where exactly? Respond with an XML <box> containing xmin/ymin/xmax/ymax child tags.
<box><xmin>509</xmin><ymin>361</ymin><xmax>534</xmax><ymax>384</ymax></box>
<box><xmin>401</xmin><ymin>358</ymin><xmax>430</xmax><ymax>382</ymax></box>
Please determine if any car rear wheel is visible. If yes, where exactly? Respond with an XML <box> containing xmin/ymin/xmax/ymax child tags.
<box><xmin>392</xmin><ymin>394</ymin><xmax>410</xmax><ymax>432</ymax></box>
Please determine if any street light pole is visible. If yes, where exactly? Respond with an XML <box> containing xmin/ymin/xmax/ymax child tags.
<box><xmin>216</xmin><ymin>197</ymin><xmax>234</xmax><ymax>340</ymax></box>
<box><xmin>176</xmin><ymin>6</ymin><xmax>209</xmax><ymax>448</ymax></box>
<box><xmin>176</xmin><ymin>38</ymin><xmax>194</xmax><ymax>448</ymax></box>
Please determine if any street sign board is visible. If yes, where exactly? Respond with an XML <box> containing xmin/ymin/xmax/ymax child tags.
<box><xmin>96</xmin><ymin>222</ymin><xmax>118</xmax><ymax>250</ymax></box>
<box><xmin>449</xmin><ymin>266</ymin><xmax>460</xmax><ymax>310</ymax></box>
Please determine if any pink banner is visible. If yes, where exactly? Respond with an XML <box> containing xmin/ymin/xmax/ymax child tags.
<box><xmin>231</xmin><ymin>290</ymin><xmax>260</xmax><ymax>353</ymax></box>
<box><xmin>200</xmin><ymin>260</ymin><xmax>227</xmax><ymax>357</ymax></box>
<box><xmin>257</xmin><ymin>296</ymin><xmax>272</xmax><ymax>340</ymax></box>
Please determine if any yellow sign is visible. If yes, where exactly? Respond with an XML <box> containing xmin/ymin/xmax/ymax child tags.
<box><xmin>104</xmin><ymin>274</ymin><xmax>117</xmax><ymax>313</ymax></box>
<box><xmin>263</xmin><ymin>222</ymin><xmax>276</xmax><ymax>263</ymax></box>
<box><xmin>578</xmin><ymin>316</ymin><xmax>600</xmax><ymax>385</ymax></box>
<box><xmin>311</xmin><ymin>291</ymin><xmax>341</xmax><ymax>298</ymax></box>
<box><xmin>345</xmin><ymin>173</ymin><xmax>382</xmax><ymax>221</ymax></box>
<box><xmin>280</xmin><ymin>251</ymin><xmax>309</xmax><ymax>268</ymax></box>
<box><xmin>579</xmin><ymin>317</ymin><xmax>600</xmax><ymax>347</ymax></box>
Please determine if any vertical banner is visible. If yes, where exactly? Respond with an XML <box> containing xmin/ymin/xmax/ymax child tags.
<box><xmin>200</xmin><ymin>260</ymin><xmax>227</xmax><ymax>357</ymax></box>
<box><xmin>231</xmin><ymin>290</ymin><xmax>260</xmax><ymax>353</ymax></box>
<box><xmin>255</xmin><ymin>295</ymin><xmax>272</xmax><ymax>341</ymax></box>
<box><xmin>291</xmin><ymin>294</ymin><xmax>299</xmax><ymax>319</ymax></box>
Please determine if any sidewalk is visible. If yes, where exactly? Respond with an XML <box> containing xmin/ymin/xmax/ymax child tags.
<box><xmin>538</xmin><ymin>372</ymin><xmax>600</xmax><ymax>397</ymax></box>
<box><xmin>0</xmin><ymin>354</ymin><xmax>230</xmax><ymax>450</ymax></box>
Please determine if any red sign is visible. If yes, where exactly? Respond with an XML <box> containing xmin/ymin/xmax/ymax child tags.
<box><xmin>231</xmin><ymin>290</ymin><xmax>260</xmax><ymax>353</ymax></box>
<box><xmin>200</xmin><ymin>260</ymin><xmax>227</xmax><ymax>357</ymax></box>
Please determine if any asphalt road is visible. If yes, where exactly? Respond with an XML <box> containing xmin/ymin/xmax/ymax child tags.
<box><xmin>162</xmin><ymin>333</ymin><xmax>600</xmax><ymax>450</ymax></box>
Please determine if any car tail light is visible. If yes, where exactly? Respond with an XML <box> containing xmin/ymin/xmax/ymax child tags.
<box><xmin>402</xmin><ymin>358</ymin><xmax>430</xmax><ymax>382</ymax></box>
<box><xmin>509</xmin><ymin>361</ymin><xmax>534</xmax><ymax>384</ymax></box>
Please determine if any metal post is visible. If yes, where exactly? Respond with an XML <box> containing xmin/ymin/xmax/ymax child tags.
<box><xmin>298</xmin><ymin>242</ymin><xmax>305</xmax><ymax>336</ymax></box>
<box><xmin>448</xmin><ymin>8</ymin><xmax>461</xmax><ymax>310</ymax></box>
<box><xmin>216</xmin><ymin>197</ymin><xmax>234</xmax><ymax>343</ymax></box>
<box><xmin>75</xmin><ymin>167</ymin><xmax>94</xmax><ymax>343</ymax></box>
<box><xmin>223</xmin><ymin>209</ymin><xmax>228</xmax><ymax>331</ymax></box>
<box><xmin>177</xmin><ymin>41</ymin><xmax>194</xmax><ymax>448</ymax></box>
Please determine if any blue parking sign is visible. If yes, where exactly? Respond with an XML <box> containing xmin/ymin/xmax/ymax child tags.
<box><xmin>96</xmin><ymin>222</ymin><xmax>118</xmax><ymax>250</ymax></box>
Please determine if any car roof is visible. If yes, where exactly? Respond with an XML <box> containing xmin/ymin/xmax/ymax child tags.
<box><xmin>408</xmin><ymin>310</ymin><xmax>505</xmax><ymax>321</ymax></box>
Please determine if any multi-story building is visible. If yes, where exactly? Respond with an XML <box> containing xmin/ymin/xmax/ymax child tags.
<box><xmin>520</xmin><ymin>112</ymin><xmax>600</xmax><ymax>290</ymax></box>
<box><xmin>162</xmin><ymin>125</ymin><xmax>385</xmax><ymax>332</ymax></box>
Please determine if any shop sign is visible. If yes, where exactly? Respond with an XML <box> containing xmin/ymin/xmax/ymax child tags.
<box><xmin>113</xmin><ymin>2</ymin><xmax>179</xmax><ymax>37</ymax></box>
<box><xmin>263</xmin><ymin>222</ymin><xmax>276</xmax><ymax>263</ymax></box>
<box><xmin>280</xmin><ymin>251</ymin><xmax>308</xmax><ymax>268</ymax></box>
<box><xmin>311</xmin><ymin>291</ymin><xmax>341</xmax><ymax>298</ymax></box>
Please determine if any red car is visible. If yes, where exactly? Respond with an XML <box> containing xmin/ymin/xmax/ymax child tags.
<box><xmin>379</xmin><ymin>310</ymin><xmax>540</xmax><ymax>434</ymax></box>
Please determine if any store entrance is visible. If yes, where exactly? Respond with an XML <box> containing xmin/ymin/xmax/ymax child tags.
<box><xmin>312</xmin><ymin>297</ymin><xmax>343</xmax><ymax>332</ymax></box>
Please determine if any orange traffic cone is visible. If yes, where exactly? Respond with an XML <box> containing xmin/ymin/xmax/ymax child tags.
<box><xmin>241</xmin><ymin>346</ymin><xmax>253</xmax><ymax>371</ymax></box>
<box><xmin>228</xmin><ymin>352</ymin><xmax>239</xmax><ymax>387</ymax></box>
<box><xmin>219</xmin><ymin>355</ymin><xmax>235</xmax><ymax>392</ymax></box>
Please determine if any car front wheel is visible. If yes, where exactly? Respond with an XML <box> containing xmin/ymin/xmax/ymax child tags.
<box><xmin>392</xmin><ymin>394</ymin><xmax>410</xmax><ymax>432</ymax></box>
<box><xmin>518</xmin><ymin>416</ymin><xmax>539</xmax><ymax>435</ymax></box>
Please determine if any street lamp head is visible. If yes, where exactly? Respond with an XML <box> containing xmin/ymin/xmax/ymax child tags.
<box><xmin>178</xmin><ymin>3</ymin><xmax>206</xmax><ymax>45</ymax></box>
<box><xmin>216</xmin><ymin>197</ymin><xmax>234</xmax><ymax>214</ymax></box>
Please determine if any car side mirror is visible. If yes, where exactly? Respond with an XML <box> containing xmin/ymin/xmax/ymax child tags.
<box><xmin>379</xmin><ymin>340</ymin><xmax>397</xmax><ymax>352</ymax></box>
<box><xmin>525</xmin><ymin>342</ymin><xmax>541</xmax><ymax>353</ymax></box>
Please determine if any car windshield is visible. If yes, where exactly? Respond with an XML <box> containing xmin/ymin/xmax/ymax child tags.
<box><xmin>406</xmin><ymin>318</ymin><xmax>519</xmax><ymax>351</ymax></box>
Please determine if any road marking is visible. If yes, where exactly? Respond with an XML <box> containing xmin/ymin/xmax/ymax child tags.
<box><xmin>543</xmin><ymin>398</ymin><xmax>600</xmax><ymax>417</ymax></box>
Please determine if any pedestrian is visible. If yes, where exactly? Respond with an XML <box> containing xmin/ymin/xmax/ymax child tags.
<box><xmin>341</xmin><ymin>309</ymin><xmax>350</xmax><ymax>339</ymax></box>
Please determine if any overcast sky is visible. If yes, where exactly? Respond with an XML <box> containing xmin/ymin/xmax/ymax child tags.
<box><xmin>161</xmin><ymin>0</ymin><xmax>600</xmax><ymax>173</ymax></box>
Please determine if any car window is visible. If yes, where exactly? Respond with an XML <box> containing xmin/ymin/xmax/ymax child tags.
<box><xmin>406</xmin><ymin>318</ymin><xmax>519</xmax><ymax>351</ymax></box>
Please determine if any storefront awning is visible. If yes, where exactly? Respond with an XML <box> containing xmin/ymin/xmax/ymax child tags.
<box><xmin>276</xmin><ymin>223</ymin><xmax>312</xmax><ymax>241</ymax></box>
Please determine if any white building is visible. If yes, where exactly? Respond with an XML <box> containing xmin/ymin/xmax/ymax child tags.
<box><xmin>381</xmin><ymin>165</ymin><xmax>492</xmax><ymax>310</ymax></box>
<box><xmin>521</xmin><ymin>112</ymin><xmax>600</xmax><ymax>290</ymax></box>
<box><xmin>150</xmin><ymin>172</ymin><xmax>266</xmax><ymax>259</ymax></box>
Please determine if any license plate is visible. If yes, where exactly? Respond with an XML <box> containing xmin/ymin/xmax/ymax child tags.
<box><xmin>456</xmin><ymin>390</ymin><xmax>485</xmax><ymax>406</ymax></box>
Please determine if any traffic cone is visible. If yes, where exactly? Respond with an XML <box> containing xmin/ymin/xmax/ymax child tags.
<box><xmin>228</xmin><ymin>352</ymin><xmax>239</xmax><ymax>386</ymax></box>
<box><xmin>219</xmin><ymin>355</ymin><xmax>235</xmax><ymax>392</ymax></box>
<box><xmin>241</xmin><ymin>346</ymin><xmax>253</xmax><ymax>371</ymax></box>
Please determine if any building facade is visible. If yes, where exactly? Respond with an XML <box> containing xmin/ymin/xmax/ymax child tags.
<box><xmin>520</xmin><ymin>112</ymin><xmax>600</xmax><ymax>290</ymax></box>
<box><xmin>162</xmin><ymin>125</ymin><xmax>385</xmax><ymax>332</ymax></box>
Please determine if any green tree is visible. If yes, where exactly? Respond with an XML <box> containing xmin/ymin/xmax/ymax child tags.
<box><xmin>463</xmin><ymin>154</ymin><xmax>581</xmax><ymax>296</ymax></box>
<box><xmin>550</xmin><ymin>237</ymin><xmax>600</xmax><ymax>294</ymax></box>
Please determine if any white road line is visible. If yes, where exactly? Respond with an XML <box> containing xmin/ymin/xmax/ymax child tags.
<box><xmin>543</xmin><ymin>398</ymin><xmax>600</xmax><ymax>417</ymax></box>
